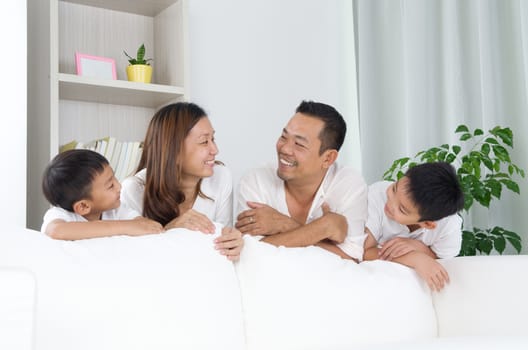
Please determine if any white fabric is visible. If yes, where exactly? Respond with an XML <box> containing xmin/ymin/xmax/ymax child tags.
<box><xmin>434</xmin><ymin>255</ymin><xmax>528</xmax><ymax>337</ymax></box>
<box><xmin>366</xmin><ymin>181</ymin><xmax>462</xmax><ymax>258</ymax></box>
<box><xmin>355</xmin><ymin>0</ymin><xmax>528</xmax><ymax>253</ymax></box>
<box><xmin>236</xmin><ymin>162</ymin><xmax>368</xmax><ymax>260</ymax></box>
<box><xmin>236</xmin><ymin>236</ymin><xmax>437</xmax><ymax>350</ymax></box>
<box><xmin>0</xmin><ymin>266</ymin><xmax>35</xmax><ymax>350</ymax></box>
<box><xmin>0</xmin><ymin>225</ymin><xmax>245</xmax><ymax>350</ymax></box>
<box><xmin>121</xmin><ymin>165</ymin><xmax>233</xmax><ymax>227</ymax></box>
<box><xmin>361</xmin><ymin>336</ymin><xmax>528</xmax><ymax>350</ymax></box>
<box><xmin>40</xmin><ymin>205</ymin><xmax>140</xmax><ymax>233</ymax></box>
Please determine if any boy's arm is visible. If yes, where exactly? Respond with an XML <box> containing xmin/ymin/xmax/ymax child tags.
<box><xmin>390</xmin><ymin>251</ymin><xmax>450</xmax><ymax>291</ymax></box>
<box><xmin>379</xmin><ymin>237</ymin><xmax>438</xmax><ymax>260</ymax></box>
<box><xmin>45</xmin><ymin>217</ymin><xmax>164</xmax><ymax>241</ymax></box>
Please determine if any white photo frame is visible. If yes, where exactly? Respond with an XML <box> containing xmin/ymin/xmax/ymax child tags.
<box><xmin>75</xmin><ymin>52</ymin><xmax>117</xmax><ymax>80</ymax></box>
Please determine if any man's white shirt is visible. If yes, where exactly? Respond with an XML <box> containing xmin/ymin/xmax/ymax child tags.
<box><xmin>236</xmin><ymin>162</ymin><xmax>368</xmax><ymax>260</ymax></box>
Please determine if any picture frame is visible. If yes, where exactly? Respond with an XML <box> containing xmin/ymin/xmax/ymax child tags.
<box><xmin>75</xmin><ymin>52</ymin><xmax>117</xmax><ymax>80</ymax></box>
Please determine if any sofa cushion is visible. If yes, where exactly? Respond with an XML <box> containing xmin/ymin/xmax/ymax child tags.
<box><xmin>0</xmin><ymin>266</ymin><xmax>35</xmax><ymax>350</ymax></box>
<box><xmin>0</xmin><ymin>225</ymin><xmax>246</xmax><ymax>350</ymax></box>
<box><xmin>435</xmin><ymin>255</ymin><xmax>528</xmax><ymax>337</ymax></box>
<box><xmin>236</xmin><ymin>237</ymin><xmax>437</xmax><ymax>350</ymax></box>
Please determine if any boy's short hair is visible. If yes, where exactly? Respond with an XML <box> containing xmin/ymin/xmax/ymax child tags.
<box><xmin>42</xmin><ymin>149</ymin><xmax>109</xmax><ymax>212</ymax></box>
<box><xmin>404</xmin><ymin>162</ymin><xmax>464</xmax><ymax>221</ymax></box>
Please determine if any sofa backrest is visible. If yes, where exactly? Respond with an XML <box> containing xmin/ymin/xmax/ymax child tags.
<box><xmin>435</xmin><ymin>255</ymin><xmax>528</xmax><ymax>337</ymax></box>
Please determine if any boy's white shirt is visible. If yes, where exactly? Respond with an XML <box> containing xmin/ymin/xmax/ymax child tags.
<box><xmin>40</xmin><ymin>205</ymin><xmax>140</xmax><ymax>233</ymax></box>
<box><xmin>366</xmin><ymin>181</ymin><xmax>462</xmax><ymax>259</ymax></box>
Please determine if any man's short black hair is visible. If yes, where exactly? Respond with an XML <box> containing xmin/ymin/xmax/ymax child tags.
<box><xmin>404</xmin><ymin>162</ymin><xmax>465</xmax><ymax>221</ymax></box>
<box><xmin>295</xmin><ymin>100</ymin><xmax>347</xmax><ymax>154</ymax></box>
<box><xmin>42</xmin><ymin>149</ymin><xmax>109</xmax><ymax>212</ymax></box>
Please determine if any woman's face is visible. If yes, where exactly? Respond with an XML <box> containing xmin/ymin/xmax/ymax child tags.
<box><xmin>180</xmin><ymin>117</ymin><xmax>218</xmax><ymax>181</ymax></box>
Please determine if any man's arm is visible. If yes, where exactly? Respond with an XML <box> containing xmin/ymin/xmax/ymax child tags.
<box><xmin>261</xmin><ymin>204</ymin><xmax>347</xmax><ymax>247</ymax></box>
<box><xmin>236</xmin><ymin>201</ymin><xmax>301</xmax><ymax>235</ymax></box>
<box><xmin>45</xmin><ymin>217</ymin><xmax>164</xmax><ymax>240</ymax></box>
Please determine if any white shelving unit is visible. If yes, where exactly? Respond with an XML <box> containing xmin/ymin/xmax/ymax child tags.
<box><xmin>27</xmin><ymin>0</ymin><xmax>188</xmax><ymax>229</ymax></box>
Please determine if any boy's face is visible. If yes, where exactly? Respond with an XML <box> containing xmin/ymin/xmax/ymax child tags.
<box><xmin>384</xmin><ymin>176</ymin><xmax>422</xmax><ymax>225</ymax></box>
<box><xmin>87</xmin><ymin>164</ymin><xmax>121</xmax><ymax>214</ymax></box>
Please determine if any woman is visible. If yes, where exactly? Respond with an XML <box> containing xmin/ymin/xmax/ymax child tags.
<box><xmin>121</xmin><ymin>102</ymin><xmax>243</xmax><ymax>260</ymax></box>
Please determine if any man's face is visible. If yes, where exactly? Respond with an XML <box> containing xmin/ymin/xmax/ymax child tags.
<box><xmin>275</xmin><ymin>113</ymin><xmax>327</xmax><ymax>184</ymax></box>
<box><xmin>384</xmin><ymin>176</ymin><xmax>422</xmax><ymax>225</ymax></box>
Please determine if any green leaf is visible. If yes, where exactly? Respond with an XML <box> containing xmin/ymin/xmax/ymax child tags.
<box><xmin>492</xmin><ymin>145</ymin><xmax>511</xmax><ymax>162</ymax></box>
<box><xmin>485</xmin><ymin>179</ymin><xmax>502</xmax><ymax>199</ymax></box>
<box><xmin>455</xmin><ymin>125</ymin><xmax>469</xmax><ymax>133</ymax></box>
<box><xmin>441</xmin><ymin>144</ymin><xmax>449</xmax><ymax>150</ymax></box>
<box><xmin>501</xmin><ymin>179</ymin><xmax>520</xmax><ymax>194</ymax></box>
<box><xmin>493</xmin><ymin>236</ymin><xmax>506</xmax><ymax>254</ymax></box>
<box><xmin>473</xmin><ymin>128</ymin><xmax>484</xmax><ymax>136</ymax></box>
<box><xmin>137</xmin><ymin>44</ymin><xmax>145</xmax><ymax>62</ymax></box>
<box><xmin>460</xmin><ymin>133</ymin><xmax>472</xmax><ymax>141</ymax></box>
<box><xmin>485</xmin><ymin>137</ymin><xmax>499</xmax><ymax>145</ymax></box>
<box><xmin>452</xmin><ymin>145</ymin><xmax>461</xmax><ymax>155</ymax></box>
<box><xmin>446</xmin><ymin>153</ymin><xmax>456</xmax><ymax>163</ymax></box>
<box><xmin>480</xmin><ymin>143</ymin><xmax>490</xmax><ymax>156</ymax></box>
<box><xmin>477</xmin><ymin>238</ymin><xmax>493</xmax><ymax>255</ymax></box>
<box><xmin>506</xmin><ymin>236</ymin><xmax>522</xmax><ymax>253</ymax></box>
<box><xmin>496</xmin><ymin>128</ymin><xmax>513</xmax><ymax>147</ymax></box>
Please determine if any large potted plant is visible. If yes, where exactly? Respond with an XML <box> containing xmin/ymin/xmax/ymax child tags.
<box><xmin>124</xmin><ymin>43</ymin><xmax>152</xmax><ymax>83</ymax></box>
<box><xmin>383</xmin><ymin>125</ymin><xmax>525</xmax><ymax>256</ymax></box>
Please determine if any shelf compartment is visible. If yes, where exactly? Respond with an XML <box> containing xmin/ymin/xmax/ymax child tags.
<box><xmin>59</xmin><ymin>73</ymin><xmax>184</xmax><ymax>107</ymax></box>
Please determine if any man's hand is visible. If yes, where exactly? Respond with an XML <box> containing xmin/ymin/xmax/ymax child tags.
<box><xmin>215</xmin><ymin>227</ymin><xmax>244</xmax><ymax>261</ymax></box>
<box><xmin>236</xmin><ymin>201</ymin><xmax>300</xmax><ymax>236</ymax></box>
<box><xmin>319</xmin><ymin>203</ymin><xmax>348</xmax><ymax>243</ymax></box>
<box><xmin>380</xmin><ymin>237</ymin><xmax>436</xmax><ymax>260</ymax></box>
<box><xmin>412</xmin><ymin>253</ymin><xmax>450</xmax><ymax>292</ymax></box>
<box><xmin>164</xmin><ymin>209</ymin><xmax>216</xmax><ymax>234</ymax></box>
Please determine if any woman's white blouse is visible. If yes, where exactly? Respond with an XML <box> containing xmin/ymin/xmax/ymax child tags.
<box><xmin>121</xmin><ymin>165</ymin><xmax>233</xmax><ymax>227</ymax></box>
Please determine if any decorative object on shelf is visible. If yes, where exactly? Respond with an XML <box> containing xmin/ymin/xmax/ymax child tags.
<box><xmin>75</xmin><ymin>52</ymin><xmax>117</xmax><ymax>80</ymax></box>
<box><xmin>383</xmin><ymin>124</ymin><xmax>525</xmax><ymax>256</ymax></box>
<box><xmin>124</xmin><ymin>43</ymin><xmax>153</xmax><ymax>83</ymax></box>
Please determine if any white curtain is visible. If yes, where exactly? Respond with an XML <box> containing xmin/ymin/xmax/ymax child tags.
<box><xmin>354</xmin><ymin>0</ymin><xmax>528</xmax><ymax>253</ymax></box>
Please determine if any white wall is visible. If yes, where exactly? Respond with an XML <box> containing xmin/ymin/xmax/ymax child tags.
<box><xmin>188</xmin><ymin>0</ymin><xmax>360</xmax><ymax>186</ymax></box>
<box><xmin>0</xmin><ymin>2</ymin><xmax>26</xmax><ymax>226</ymax></box>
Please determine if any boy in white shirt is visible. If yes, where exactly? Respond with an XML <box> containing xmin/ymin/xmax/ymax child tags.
<box><xmin>41</xmin><ymin>149</ymin><xmax>164</xmax><ymax>240</ymax></box>
<box><xmin>363</xmin><ymin>162</ymin><xmax>464</xmax><ymax>291</ymax></box>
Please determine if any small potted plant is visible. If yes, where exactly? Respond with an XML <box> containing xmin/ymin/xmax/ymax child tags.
<box><xmin>124</xmin><ymin>43</ymin><xmax>153</xmax><ymax>83</ymax></box>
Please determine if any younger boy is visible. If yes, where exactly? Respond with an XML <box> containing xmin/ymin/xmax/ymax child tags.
<box><xmin>41</xmin><ymin>149</ymin><xmax>164</xmax><ymax>240</ymax></box>
<box><xmin>363</xmin><ymin>162</ymin><xmax>464</xmax><ymax>291</ymax></box>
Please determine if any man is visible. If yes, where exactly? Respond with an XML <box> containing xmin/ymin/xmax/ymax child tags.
<box><xmin>235</xmin><ymin>100</ymin><xmax>367</xmax><ymax>261</ymax></box>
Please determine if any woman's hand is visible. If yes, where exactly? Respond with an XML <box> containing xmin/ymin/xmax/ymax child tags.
<box><xmin>215</xmin><ymin>227</ymin><xmax>244</xmax><ymax>261</ymax></box>
<box><xmin>164</xmin><ymin>209</ymin><xmax>215</xmax><ymax>234</ymax></box>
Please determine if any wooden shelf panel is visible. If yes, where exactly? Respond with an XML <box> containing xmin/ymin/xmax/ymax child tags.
<box><xmin>58</xmin><ymin>73</ymin><xmax>184</xmax><ymax>108</ymax></box>
<box><xmin>61</xmin><ymin>0</ymin><xmax>179</xmax><ymax>17</ymax></box>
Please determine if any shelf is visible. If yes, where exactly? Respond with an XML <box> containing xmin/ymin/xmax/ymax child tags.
<box><xmin>58</xmin><ymin>73</ymin><xmax>185</xmax><ymax>108</ymax></box>
<box><xmin>62</xmin><ymin>0</ymin><xmax>178</xmax><ymax>17</ymax></box>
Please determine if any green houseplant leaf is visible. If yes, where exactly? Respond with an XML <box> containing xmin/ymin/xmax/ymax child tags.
<box><xmin>124</xmin><ymin>43</ymin><xmax>153</xmax><ymax>65</ymax></box>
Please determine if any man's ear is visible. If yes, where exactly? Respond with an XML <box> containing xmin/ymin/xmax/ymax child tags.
<box><xmin>322</xmin><ymin>149</ymin><xmax>338</xmax><ymax>168</ymax></box>
<box><xmin>420</xmin><ymin>220</ymin><xmax>437</xmax><ymax>230</ymax></box>
<box><xmin>72</xmin><ymin>200</ymin><xmax>91</xmax><ymax>216</ymax></box>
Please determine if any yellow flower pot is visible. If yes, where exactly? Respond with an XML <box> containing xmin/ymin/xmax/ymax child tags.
<box><xmin>126</xmin><ymin>64</ymin><xmax>152</xmax><ymax>83</ymax></box>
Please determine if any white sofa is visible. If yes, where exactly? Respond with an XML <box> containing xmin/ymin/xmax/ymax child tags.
<box><xmin>1</xmin><ymin>225</ymin><xmax>527</xmax><ymax>350</ymax></box>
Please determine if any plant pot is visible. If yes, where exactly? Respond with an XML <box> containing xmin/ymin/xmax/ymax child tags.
<box><xmin>126</xmin><ymin>64</ymin><xmax>152</xmax><ymax>83</ymax></box>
